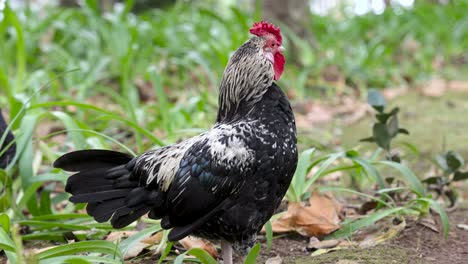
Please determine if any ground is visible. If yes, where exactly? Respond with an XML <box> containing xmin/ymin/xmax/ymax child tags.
<box><xmin>255</xmin><ymin>206</ymin><xmax>467</xmax><ymax>264</ymax></box>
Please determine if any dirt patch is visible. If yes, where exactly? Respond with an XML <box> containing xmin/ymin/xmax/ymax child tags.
<box><xmin>290</xmin><ymin>245</ymin><xmax>414</xmax><ymax>264</ymax></box>
<box><xmin>256</xmin><ymin>234</ymin><xmax>309</xmax><ymax>263</ymax></box>
<box><xmin>389</xmin><ymin>209</ymin><xmax>468</xmax><ymax>264</ymax></box>
<box><xmin>254</xmin><ymin>208</ymin><xmax>467</xmax><ymax>264</ymax></box>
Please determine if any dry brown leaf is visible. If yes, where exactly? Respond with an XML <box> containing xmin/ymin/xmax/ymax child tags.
<box><xmin>135</xmin><ymin>77</ymin><xmax>154</xmax><ymax>102</ymax></box>
<box><xmin>382</xmin><ymin>86</ymin><xmax>408</xmax><ymax>100</ymax></box>
<box><xmin>271</xmin><ymin>191</ymin><xmax>342</xmax><ymax>237</ymax></box>
<box><xmin>448</xmin><ymin>80</ymin><xmax>468</xmax><ymax>92</ymax></box>
<box><xmin>417</xmin><ymin>216</ymin><xmax>439</xmax><ymax>233</ymax></box>
<box><xmin>310</xmin><ymin>217</ymin><xmax>405</xmax><ymax>257</ymax></box>
<box><xmin>420</xmin><ymin>78</ymin><xmax>447</xmax><ymax>97</ymax></box>
<box><xmin>179</xmin><ymin>236</ymin><xmax>218</xmax><ymax>258</ymax></box>
<box><xmin>305</xmin><ymin>104</ymin><xmax>334</xmax><ymax>124</ymax></box>
<box><xmin>125</xmin><ymin>242</ymin><xmax>150</xmax><ymax>259</ymax></box>
<box><xmin>141</xmin><ymin>232</ymin><xmax>163</xmax><ymax>244</ymax></box>
<box><xmin>107</xmin><ymin>230</ymin><xmax>164</xmax><ymax>259</ymax></box>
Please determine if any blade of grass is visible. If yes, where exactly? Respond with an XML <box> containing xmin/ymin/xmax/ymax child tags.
<box><xmin>36</xmin><ymin>240</ymin><xmax>122</xmax><ymax>260</ymax></box>
<box><xmin>376</xmin><ymin>161</ymin><xmax>425</xmax><ymax>197</ymax></box>
<box><xmin>174</xmin><ymin>248</ymin><xmax>218</xmax><ymax>264</ymax></box>
<box><xmin>326</xmin><ymin>207</ymin><xmax>406</xmax><ymax>239</ymax></box>
<box><xmin>244</xmin><ymin>243</ymin><xmax>261</xmax><ymax>264</ymax></box>
<box><xmin>416</xmin><ymin>198</ymin><xmax>449</xmax><ymax>238</ymax></box>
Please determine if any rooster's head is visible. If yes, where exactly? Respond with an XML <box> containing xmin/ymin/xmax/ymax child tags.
<box><xmin>249</xmin><ymin>21</ymin><xmax>285</xmax><ymax>81</ymax></box>
<box><xmin>217</xmin><ymin>21</ymin><xmax>285</xmax><ymax>121</ymax></box>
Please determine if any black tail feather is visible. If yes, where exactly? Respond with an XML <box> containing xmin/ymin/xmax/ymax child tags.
<box><xmin>88</xmin><ymin>199</ymin><xmax>126</xmax><ymax>222</ymax></box>
<box><xmin>56</xmin><ymin>150</ymin><xmax>158</xmax><ymax>229</ymax></box>
<box><xmin>69</xmin><ymin>189</ymin><xmax>132</xmax><ymax>203</ymax></box>
<box><xmin>54</xmin><ymin>150</ymin><xmax>132</xmax><ymax>171</ymax></box>
<box><xmin>111</xmin><ymin>206</ymin><xmax>149</xmax><ymax>229</ymax></box>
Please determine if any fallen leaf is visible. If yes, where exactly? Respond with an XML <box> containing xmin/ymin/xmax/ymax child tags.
<box><xmin>307</xmin><ymin>237</ymin><xmax>340</xmax><ymax>250</ymax></box>
<box><xmin>420</xmin><ymin>78</ymin><xmax>446</xmax><ymax>97</ymax></box>
<box><xmin>179</xmin><ymin>236</ymin><xmax>218</xmax><ymax>258</ymax></box>
<box><xmin>106</xmin><ymin>231</ymin><xmax>163</xmax><ymax>259</ymax></box>
<box><xmin>456</xmin><ymin>224</ymin><xmax>468</xmax><ymax>231</ymax></box>
<box><xmin>358</xmin><ymin>218</ymin><xmax>405</xmax><ymax>248</ymax></box>
<box><xmin>141</xmin><ymin>232</ymin><xmax>163</xmax><ymax>244</ymax></box>
<box><xmin>382</xmin><ymin>86</ymin><xmax>408</xmax><ymax>100</ymax></box>
<box><xmin>125</xmin><ymin>242</ymin><xmax>150</xmax><ymax>259</ymax></box>
<box><xmin>106</xmin><ymin>231</ymin><xmax>138</xmax><ymax>242</ymax></box>
<box><xmin>310</xmin><ymin>217</ymin><xmax>405</xmax><ymax>256</ymax></box>
<box><xmin>417</xmin><ymin>216</ymin><xmax>439</xmax><ymax>233</ymax></box>
<box><xmin>265</xmin><ymin>255</ymin><xmax>282</xmax><ymax>264</ymax></box>
<box><xmin>271</xmin><ymin>191</ymin><xmax>342</xmax><ymax>237</ymax></box>
<box><xmin>448</xmin><ymin>80</ymin><xmax>468</xmax><ymax>92</ymax></box>
<box><xmin>305</xmin><ymin>103</ymin><xmax>334</xmax><ymax>124</ymax></box>
<box><xmin>135</xmin><ymin>77</ymin><xmax>154</xmax><ymax>102</ymax></box>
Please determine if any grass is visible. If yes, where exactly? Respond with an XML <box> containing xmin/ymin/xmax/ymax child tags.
<box><xmin>0</xmin><ymin>0</ymin><xmax>467</xmax><ymax>263</ymax></box>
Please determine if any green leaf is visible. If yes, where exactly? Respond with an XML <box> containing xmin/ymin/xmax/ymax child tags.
<box><xmin>288</xmin><ymin>148</ymin><xmax>316</xmax><ymax>202</ymax></box>
<box><xmin>373</xmin><ymin>123</ymin><xmax>391</xmax><ymax>150</ymax></box>
<box><xmin>0</xmin><ymin>242</ymin><xmax>15</xmax><ymax>252</ymax></box>
<box><xmin>17</xmin><ymin>220</ymin><xmax>92</xmax><ymax>231</ymax></box>
<box><xmin>264</xmin><ymin>221</ymin><xmax>273</xmax><ymax>251</ymax></box>
<box><xmin>327</xmin><ymin>207</ymin><xmax>405</xmax><ymax>239</ymax></box>
<box><xmin>304</xmin><ymin>152</ymin><xmax>346</xmax><ymax>198</ymax></box>
<box><xmin>36</xmin><ymin>241</ymin><xmax>122</xmax><ymax>260</ymax></box>
<box><xmin>387</xmin><ymin>115</ymin><xmax>399</xmax><ymax>137</ymax></box>
<box><xmin>50</xmin><ymin>111</ymin><xmax>87</xmax><ymax>150</ymax></box>
<box><xmin>436</xmin><ymin>154</ymin><xmax>449</xmax><ymax>171</ymax></box>
<box><xmin>119</xmin><ymin>224</ymin><xmax>162</xmax><ymax>257</ymax></box>
<box><xmin>39</xmin><ymin>256</ymin><xmax>121</xmax><ymax>264</ymax></box>
<box><xmin>158</xmin><ymin>242</ymin><xmax>173</xmax><ymax>264</ymax></box>
<box><xmin>347</xmin><ymin>156</ymin><xmax>386</xmax><ymax>189</ymax></box>
<box><xmin>398</xmin><ymin>128</ymin><xmax>409</xmax><ymax>135</ymax></box>
<box><xmin>319</xmin><ymin>186</ymin><xmax>391</xmax><ymax>207</ymax></box>
<box><xmin>376</xmin><ymin>161</ymin><xmax>425</xmax><ymax>197</ymax></box>
<box><xmin>422</xmin><ymin>176</ymin><xmax>443</xmax><ymax>185</ymax></box>
<box><xmin>244</xmin><ymin>243</ymin><xmax>261</xmax><ymax>264</ymax></box>
<box><xmin>367</xmin><ymin>89</ymin><xmax>386</xmax><ymax>112</ymax></box>
<box><xmin>453</xmin><ymin>171</ymin><xmax>468</xmax><ymax>181</ymax></box>
<box><xmin>174</xmin><ymin>248</ymin><xmax>218</xmax><ymax>264</ymax></box>
<box><xmin>359</xmin><ymin>136</ymin><xmax>375</xmax><ymax>143</ymax></box>
<box><xmin>0</xmin><ymin>227</ymin><xmax>16</xmax><ymax>262</ymax></box>
<box><xmin>376</xmin><ymin>112</ymin><xmax>391</xmax><ymax>124</ymax></box>
<box><xmin>416</xmin><ymin>198</ymin><xmax>449</xmax><ymax>238</ymax></box>
<box><xmin>39</xmin><ymin>191</ymin><xmax>52</xmax><ymax>215</ymax></box>
<box><xmin>0</xmin><ymin>213</ymin><xmax>10</xmax><ymax>233</ymax></box>
<box><xmin>445</xmin><ymin>151</ymin><xmax>464</xmax><ymax>172</ymax></box>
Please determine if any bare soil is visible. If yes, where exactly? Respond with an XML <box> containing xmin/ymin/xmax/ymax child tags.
<box><xmin>256</xmin><ymin>208</ymin><xmax>468</xmax><ymax>264</ymax></box>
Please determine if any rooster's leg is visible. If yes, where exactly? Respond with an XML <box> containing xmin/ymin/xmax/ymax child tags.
<box><xmin>221</xmin><ymin>241</ymin><xmax>233</xmax><ymax>264</ymax></box>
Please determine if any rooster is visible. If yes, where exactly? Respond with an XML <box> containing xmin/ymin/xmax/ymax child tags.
<box><xmin>0</xmin><ymin>108</ymin><xmax>16</xmax><ymax>169</ymax></box>
<box><xmin>54</xmin><ymin>21</ymin><xmax>297</xmax><ymax>264</ymax></box>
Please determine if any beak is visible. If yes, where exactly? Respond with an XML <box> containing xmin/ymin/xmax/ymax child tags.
<box><xmin>278</xmin><ymin>45</ymin><xmax>285</xmax><ymax>52</ymax></box>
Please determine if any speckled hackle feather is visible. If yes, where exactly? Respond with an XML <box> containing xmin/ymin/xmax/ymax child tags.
<box><xmin>249</xmin><ymin>21</ymin><xmax>282</xmax><ymax>44</ymax></box>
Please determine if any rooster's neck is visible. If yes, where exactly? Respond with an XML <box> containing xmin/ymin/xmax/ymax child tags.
<box><xmin>216</xmin><ymin>42</ymin><xmax>274</xmax><ymax>123</ymax></box>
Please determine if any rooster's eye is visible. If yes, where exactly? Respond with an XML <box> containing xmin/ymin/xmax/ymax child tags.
<box><xmin>271</xmin><ymin>43</ymin><xmax>275</xmax><ymax>47</ymax></box>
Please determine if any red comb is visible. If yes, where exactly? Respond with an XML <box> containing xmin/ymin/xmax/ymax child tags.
<box><xmin>249</xmin><ymin>21</ymin><xmax>282</xmax><ymax>44</ymax></box>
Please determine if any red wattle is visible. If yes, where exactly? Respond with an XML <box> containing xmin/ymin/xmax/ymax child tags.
<box><xmin>274</xmin><ymin>53</ymin><xmax>285</xmax><ymax>80</ymax></box>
